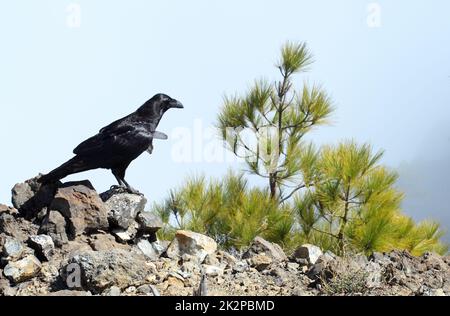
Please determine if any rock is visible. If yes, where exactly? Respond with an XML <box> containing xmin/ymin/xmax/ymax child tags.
<box><xmin>166</xmin><ymin>230</ymin><xmax>217</xmax><ymax>263</ymax></box>
<box><xmin>203</xmin><ymin>265</ymin><xmax>224</xmax><ymax>277</ymax></box>
<box><xmin>0</xmin><ymin>278</ymin><xmax>17</xmax><ymax>296</ymax></box>
<box><xmin>242</xmin><ymin>237</ymin><xmax>287</xmax><ymax>262</ymax></box>
<box><xmin>0</xmin><ymin>204</ymin><xmax>17</xmax><ymax>215</ymax></box>
<box><xmin>102</xmin><ymin>191</ymin><xmax>147</xmax><ymax>230</ymax></box>
<box><xmin>46</xmin><ymin>290</ymin><xmax>92</xmax><ymax>296</ymax></box>
<box><xmin>0</xmin><ymin>213</ymin><xmax>39</xmax><ymax>242</ymax></box>
<box><xmin>28</xmin><ymin>235</ymin><xmax>55</xmax><ymax>261</ymax></box>
<box><xmin>287</xmin><ymin>262</ymin><xmax>300</xmax><ymax>271</ymax></box>
<box><xmin>11</xmin><ymin>176</ymin><xmax>59</xmax><ymax>219</ymax></box>
<box><xmin>103</xmin><ymin>286</ymin><xmax>121</xmax><ymax>296</ymax></box>
<box><xmin>204</xmin><ymin>254</ymin><xmax>221</xmax><ymax>267</ymax></box>
<box><xmin>2</xmin><ymin>238</ymin><xmax>25</xmax><ymax>261</ymax></box>
<box><xmin>88</xmin><ymin>234</ymin><xmax>128</xmax><ymax>251</ymax></box>
<box><xmin>49</xmin><ymin>181</ymin><xmax>109</xmax><ymax>238</ymax></box>
<box><xmin>64</xmin><ymin>249</ymin><xmax>153</xmax><ymax>293</ymax></box>
<box><xmin>3</xmin><ymin>255</ymin><xmax>42</xmax><ymax>283</ymax></box>
<box><xmin>137</xmin><ymin>284</ymin><xmax>160</xmax><ymax>296</ymax></box>
<box><xmin>136</xmin><ymin>212</ymin><xmax>163</xmax><ymax>234</ymax></box>
<box><xmin>293</xmin><ymin>244</ymin><xmax>323</xmax><ymax>265</ymax></box>
<box><xmin>233</xmin><ymin>261</ymin><xmax>249</xmax><ymax>273</ymax></box>
<box><xmin>136</xmin><ymin>239</ymin><xmax>166</xmax><ymax>261</ymax></box>
<box><xmin>249</xmin><ymin>254</ymin><xmax>273</xmax><ymax>272</ymax></box>
<box><xmin>112</xmin><ymin>221</ymin><xmax>138</xmax><ymax>243</ymax></box>
<box><xmin>39</xmin><ymin>211</ymin><xmax>69</xmax><ymax>247</ymax></box>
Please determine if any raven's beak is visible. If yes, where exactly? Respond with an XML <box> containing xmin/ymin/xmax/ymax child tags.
<box><xmin>170</xmin><ymin>100</ymin><xmax>184</xmax><ymax>109</ymax></box>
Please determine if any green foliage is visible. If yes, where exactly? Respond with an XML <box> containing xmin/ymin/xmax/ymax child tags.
<box><xmin>153</xmin><ymin>171</ymin><xmax>297</xmax><ymax>250</ymax></box>
<box><xmin>217</xmin><ymin>42</ymin><xmax>333</xmax><ymax>200</ymax></box>
<box><xmin>294</xmin><ymin>141</ymin><xmax>447</xmax><ymax>255</ymax></box>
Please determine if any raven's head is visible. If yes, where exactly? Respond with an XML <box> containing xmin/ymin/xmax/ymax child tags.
<box><xmin>138</xmin><ymin>93</ymin><xmax>184</xmax><ymax>118</ymax></box>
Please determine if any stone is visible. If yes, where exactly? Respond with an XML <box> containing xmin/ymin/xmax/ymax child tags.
<box><xmin>39</xmin><ymin>211</ymin><xmax>69</xmax><ymax>247</ymax></box>
<box><xmin>293</xmin><ymin>244</ymin><xmax>323</xmax><ymax>265</ymax></box>
<box><xmin>49</xmin><ymin>181</ymin><xmax>109</xmax><ymax>238</ymax></box>
<box><xmin>137</xmin><ymin>284</ymin><xmax>160</xmax><ymax>296</ymax></box>
<box><xmin>287</xmin><ymin>262</ymin><xmax>300</xmax><ymax>271</ymax></box>
<box><xmin>166</xmin><ymin>230</ymin><xmax>217</xmax><ymax>263</ymax></box>
<box><xmin>46</xmin><ymin>290</ymin><xmax>92</xmax><ymax>296</ymax></box>
<box><xmin>242</xmin><ymin>237</ymin><xmax>287</xmax><ymax>262</ymax></box>
<box><xmin>233</xmin><ymin>261</ymin><xmax>249</xmax><ymax>273</ymax></box>
<box><xmin>28</xmin><ymin>235</ymin><xmax>55</xmax><ymax>261</ymax></box>
<box><xmin>64</xmin><ymin>249</ymin><xmax>153</xmax><ymax>293</ymax></box>
<box><xmin>11</xmin><ymin>176</ymin><xmax>59</xmax><ymax>219</ymax></box>
<box><xmin>3</xmin><ymin>255</ymin><xmax>42</xmax><ymax>283</ymax></box>
<box><xmin>203</xmin><ymin>265</ymin><xmax>224</xmax><ymax>277</ymax></box>
<box><xmin>136</xmin><ymin>239</ymin><xmax>166</xmax><ymax>261</ymax></box>
<box><xmin>112</xmin><ymin>221</ymin><xmax>138</xmax><ymax>243</ymax></box>
<box><xmin>0</xmin><ymin>278</ymin><xmax>17</xmax><ymax>296</ymax></box>
<box><xmin>102</xmin><ymin>191</ymin><xmax>147</xmax><ymax>230</ymax></box>
<box><xmin>2</xmin><ymin>238</ymin><xmax>24</xmax><ymax>260</ymax></box>
<box><xmin>103</xmin><ymin>286</ymin><xmax>121</xmax><ymax>296</ymax></box>
<box><xmin>88</xmin><ymin>234</ymin><xmax>128</xmax><ymax>251</ymax></box>
<box><xmin>136</xmin><ymin>212</ymin><xmax>163</xmax><ymax>234</ymax></box>
<box><xmin>0</xmin><ymin>213</ymin><xmax>39</xmax><ymax>242</ymax></box>
<box><xmin>0</xmin><ymin>204</ymin><xmax>17</xmax><ymax>215</ymax></box>
<box><xmin>249</xmin><ymin>254</ymin><xmax>273</xmax><ymax>272</ymax></box>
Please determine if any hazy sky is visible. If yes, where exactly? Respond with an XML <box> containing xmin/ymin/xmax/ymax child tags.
<box><xmin>0</xmin><ymin>1</ymin><xmax>449</xmax><ymax>240</ymax></box>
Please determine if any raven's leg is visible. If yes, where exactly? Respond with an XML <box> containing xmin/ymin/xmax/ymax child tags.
<box><xmin>111</xmin><ymin>166</ymin><xmax>141</xmax><ymax>195</ymax></box>
<box><xmin>121</xmin><ymin>179</ymin><xmax>142</xmax><ymax>196</ymax></box>
<box><xmin>111</xmin><ymin>169</ymin><xmax>126</xmax><ymax>187</ymax></box>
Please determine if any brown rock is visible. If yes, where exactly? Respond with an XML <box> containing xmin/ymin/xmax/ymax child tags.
<box><xmin>49</xmin><ymin>181</ymin><xmax>109</xmax><ymax>238</ymax></box>
<box><xmin>11</xmin><ymin>176</ymin><xmax>59</xmax><ymax>219</ymax></box>
<box><xmin>39</xmin><ymin>211</ymin><xmax>69</xmax><ymax>247</ymax></box>
<box><xmin>243</xmin><ymin>237</ymin><xmax>287</xmax><ymax>262</ymax></box>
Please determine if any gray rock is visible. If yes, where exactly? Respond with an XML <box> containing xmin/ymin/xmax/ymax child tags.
<box><xmin>136</xmin><ymin>239</ymin><xmax>165</xmax><ymax>261</ymax></box>
<box><xmin>166</xmin><ymin>230</ymin><xmax>218</xmax><ymax>263</ymax></box>
<box><xmin>39</xmin><ymin>211</ymin><xmax>69</xmax><ymax>247</ymax></box>
<box><xmin>242</xmin><ymin>237</ymin><xmax>287</xmax><ymax>262</ymax></box>
<box><xmin>45</xmin><ymin>290</ymin><xmax>92</xmax><ymax>296</ymax></box>
<box><xmin>112</xmin><ymin>221</ymin><xmax>138</xmax><ymax>243</ymax></box>
<box><xmin>28</xmin><ymin>235</ymin><xmax>55</xmax><ymax>261</ymax></box>
<box><xmin>233</xmin><ymin>261</ymin><xmax>249</xmax><ymax>273</ymax></box>
<box><xmin>136</xmin><ymin>212</ymin><xmax>163</xmax><ymax>234</ymax></box>
<box><xmin>3</xmin><ymin>255</ymin><xmax>42</xmax><ymax>283</ymax></box>
<box><xmin>103</xmin><ymin>286</ymin><xmax>121</xmax><ymax>296</ymax></box>
<box><xmin>64</xmin><ymin>249</ymin><xmax>153</xmax><ymax>293</ymax></box>
<box><xmin>103</xmin><ymin>192</ymin><xmax>147</xmax><ymax>230</ymax></box>
<box><xmin>11</xmin><ymin>176</ymin><xmax>59</xmax><ymax>220</ymax></box>
<box><xmin>2</xmin><ymin>238</ymin><xmax>24</xmax><ymax>261</ymax></box>
<box><xmin>49</xmin><ymin>181</ymin><xmax>109</xmax><ymax>238</ymax></box>
<box><xmin>203</xmin><ymin>265</ymin><xmax>224</xmax><ymax>277</ymax></box>
<box><xmin>293</xmin><ymin>244</ymin><xmax>323</xmax><ymax>265</ymax></box>
<box><xmin>136</xmin><ymin>284</ymin><xmax>160</xmax><ymax>296</ymax></box>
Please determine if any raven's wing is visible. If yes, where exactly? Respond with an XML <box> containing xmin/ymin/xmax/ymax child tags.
<box><xmin>73</xmin><ymin>124</ymin><xmax>152</xmax><ymax>156</ymax></box>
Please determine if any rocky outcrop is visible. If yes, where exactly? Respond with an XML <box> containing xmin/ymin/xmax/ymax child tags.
<box><xmin>0</xmin><ymin>177</ymin><xmax>449</xmax><ymax>296</ymax></box>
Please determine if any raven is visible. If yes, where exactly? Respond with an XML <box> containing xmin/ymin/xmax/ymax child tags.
<box><xmin>38</xmin><ymin>93</ymin><xmax>183</xmax><ymax>194</ymax></box>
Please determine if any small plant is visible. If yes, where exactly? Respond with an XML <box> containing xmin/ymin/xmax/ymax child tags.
<box><xmin>321</xmin><ymin>260</ymin><xmax>370</xmax><ymax>296</ymax></box>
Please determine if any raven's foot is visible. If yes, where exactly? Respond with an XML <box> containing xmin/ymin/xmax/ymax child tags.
<box><xmin>109</xmin><ymin>185</ymin><xmax>131</xmax><ymax>194</ymax></box>
<box><xmin>126</xmin><ymin>186</ymin><xmax>143</xmax><ymax>196</ymax></box>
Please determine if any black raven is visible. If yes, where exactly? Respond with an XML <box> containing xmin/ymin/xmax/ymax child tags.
<box><xmin>38</xmin><ymin>93</ymin><xmax>183</xmax><ymax>194</ymax></box>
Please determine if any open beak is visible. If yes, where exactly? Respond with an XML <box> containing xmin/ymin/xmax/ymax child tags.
<box><xmin>170</xmin><ymin>99</ymin><xmax>184</xmax><ymax>109</ymax></box>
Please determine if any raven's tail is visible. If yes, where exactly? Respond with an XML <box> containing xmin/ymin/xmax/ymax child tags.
<box><xmin>38</xmin><ymin>156</ymin><xmax>90</xmax><ymax>184</ymax></box>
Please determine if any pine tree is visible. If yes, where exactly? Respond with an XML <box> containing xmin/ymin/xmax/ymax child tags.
<box><xmin>217</xmin><ymin>42</ymin><xmax>333</xmax><ymax>201</ymax></box>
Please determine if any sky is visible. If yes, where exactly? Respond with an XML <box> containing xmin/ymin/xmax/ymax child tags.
<box><xmin>0</xmin><ymin>1</ymin><xmax>449</xmax><ymax>241</ymax></box>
